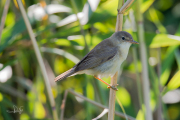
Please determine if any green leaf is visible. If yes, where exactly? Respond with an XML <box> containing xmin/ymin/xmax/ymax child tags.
<box><xmin>175</xmin><ymin>50</ymin><xmax>180</xmax><ymax>70</ymax></box>
<box><xmin>145</xmin><ymin>33</ymin><xmax>180</xmax><ymax>48</ymax></box>
<box><xmin>34</xmin><ymin>101</ymin><xmax>46</xmax><ymax>118</ymax></box>
<box><xmin>0</xmin><ymin>18</ymin><xmax>26</xmax><ymax>53</ymax></box>
<box><xmin>86</xmin><ymin>83</ymin><xmax>94</xmax><ymax>100</ymax></box>
<box><xmin>136</xmin><ymin>109</ymin><xmax>145</xmax><ymax>120</ymax></box>
<box><xmin>116</xmin><ymin>87</ymin><xmax>131</xmax><ymax>107</ymax></box>
<box><xmin>150</xmin><ymin>34</ymin><xmax>180</xmax><ymax>48</ymax></box>
<box><xmin>167</xmin><ymin>70</ymin><xmax>180</xmax><ymax>90</ymax></box>
<box><xmin>0</xmin><ymin>59</ymin><xmax>17</xmax><ymax>71</ymax></box>
<box><xmin>161</xmin><ymin>46</ymin><xmax>178</xmax><ymax>85</ymax></box>
<box><xmin>0</xmin><ymin>103</ymin><xmax>13</xmax><ymax>120</ymax></box>
<box><xmin>141</xmin><ymin>0</ymin><xmax>155</xmax><ymax>13</ymax></box>
<box><xmin>54</xmin><ymin>38</ymin><xmax>81</xmax><ymax>46</ymax></box>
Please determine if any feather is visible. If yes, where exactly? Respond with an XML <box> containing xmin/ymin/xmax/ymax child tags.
<box><xmin>74</xmin><ymin>38</ymin><xmax>118</xmax><ymax>72</ymax></box>
<box><xmin>54</xmin><ymin>68</ymin><xmax>75</xmax><ymax>82</ymax></box>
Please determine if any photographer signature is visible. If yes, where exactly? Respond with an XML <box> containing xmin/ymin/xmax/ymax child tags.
<box><xmin>6</xmin><ymin>105</ymin><xmax>23</xmax><ymax>114</ymax></box>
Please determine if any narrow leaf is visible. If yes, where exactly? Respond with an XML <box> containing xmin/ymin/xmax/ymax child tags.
<box><xmin>167</xmin><ymin>70</ymin><xmax>180</xmax><ymax>90</ymax></box>
<box><xmin>141</xmin><ymin>0</ymin><xmax>155</xmax><ymax>13</ymax></box>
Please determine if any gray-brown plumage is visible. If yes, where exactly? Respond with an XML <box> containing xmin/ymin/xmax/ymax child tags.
<box><xmin>54</xmin><ymin>31</ymin><xmax>138</xmax><ymax>84</ymax></box>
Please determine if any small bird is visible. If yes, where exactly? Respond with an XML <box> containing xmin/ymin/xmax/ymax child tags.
<box><xmin>54</xmin><ymin>31</ymin><xmax>138</xmax><ymax>90</ymax></box>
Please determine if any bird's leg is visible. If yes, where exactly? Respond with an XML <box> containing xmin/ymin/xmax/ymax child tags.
<box><xmin>107</xmin><ymin>84</ymin><xmax>118</xmax><ymax>89</ymax></box>
<box><xmin>94</xmin><ymin>76</ymin><xmax>118</xmax><ymax>91</ymax></box>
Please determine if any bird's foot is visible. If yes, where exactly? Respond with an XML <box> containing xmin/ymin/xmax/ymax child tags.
<box><xmin>107</xmin><ymin>84</ymin><xmax>118</xmax><ymax>91</ymax></box>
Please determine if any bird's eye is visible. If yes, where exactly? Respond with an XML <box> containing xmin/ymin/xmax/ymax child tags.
<box><xmin>122</xmin><ymin>36</ymin><xmax>125</xmax><ymax>40</ymax></box>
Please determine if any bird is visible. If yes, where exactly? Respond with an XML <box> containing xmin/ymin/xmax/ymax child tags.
<box><xmin>54</xmin><ymin>31</ymin><xmax>138</xmax><ymax>90</ymax></box>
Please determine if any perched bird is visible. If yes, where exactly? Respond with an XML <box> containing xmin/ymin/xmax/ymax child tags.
<box><xmin>54</xmin><ymin>31</ymin><xmax>138</xmax><ymax>90</ymax></box>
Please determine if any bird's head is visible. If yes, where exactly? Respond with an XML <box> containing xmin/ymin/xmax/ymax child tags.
<box><xmin>112</xmin><ymin>31</ymin><xmax>139</xmax><ymax>44</ymax></box>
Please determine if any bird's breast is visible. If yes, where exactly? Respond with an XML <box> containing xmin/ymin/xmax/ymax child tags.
<box><xmin>118</xmin><ymin>42</ymin><xmax>131</xmax><ymax>61</ymax></box>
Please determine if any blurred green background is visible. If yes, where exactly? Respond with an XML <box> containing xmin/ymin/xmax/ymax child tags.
<box><xmin>0</xmin><ymin>0</ymin><xmax>180</xmax><ymax>120</ymax></box>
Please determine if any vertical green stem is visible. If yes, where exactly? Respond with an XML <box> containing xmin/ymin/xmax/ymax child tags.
<box><xmin>135</xmin><ymin>0</ymin><xmax>153</xmax><ymax>120</ymax></box>
<box><xmin>132</xmin><ymin>46</ymin><xmax>144</xmax><ymax>118</ymax></box>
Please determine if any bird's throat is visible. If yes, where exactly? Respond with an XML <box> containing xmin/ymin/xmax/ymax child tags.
<box><xmin>118</xmin><ymin>42</ymin><xmax>131</xmax><ymax>60</ymax></box>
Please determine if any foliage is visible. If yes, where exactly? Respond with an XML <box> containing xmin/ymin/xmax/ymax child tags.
<box><xmin>0</xmin><ymin>0</ymin><xmax>180</xmax><ymax>120</ymax></box>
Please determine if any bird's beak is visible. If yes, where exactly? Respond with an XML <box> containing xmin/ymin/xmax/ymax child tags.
<box><xmin>129</xmin><ymin>39</ymin><xmax>139</xmax><ymax>44</ymax></box>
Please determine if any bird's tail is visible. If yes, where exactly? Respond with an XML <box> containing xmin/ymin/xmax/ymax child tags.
<box><xmin>54</xmin><ymin>68</ymin><xmax>75</xmax><ymax>82</ymax></box>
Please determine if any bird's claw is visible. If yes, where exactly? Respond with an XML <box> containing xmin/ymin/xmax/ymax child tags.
<box><xmin>107</xmin><ymin>84</ymin><xmax>118</xmax><ymax>91</ymax></box>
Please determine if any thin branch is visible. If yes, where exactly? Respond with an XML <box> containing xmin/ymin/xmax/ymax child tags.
<box><xmin>60</xmin><ymin>90</ymin><xmax>68</xmax><ymax>120</ymax></box>
<box><xmin>16</xmin><ymin>0</ymin><xmax>58</xmax><ymax>120</ymax></box>
<box><xmin>92</xmin><ymin>109</ymin><xmax>109</xmax><ymax>120</ymax></box>
<box><xmin>0</xmin><ymin>0</ymin><xmax>10</xmax><ymax>43</ymax></box>
<box><xmin>119</xmin><ymin>0</ymin><xmax>134</xmax><ymax>14</ymax></box>
<box><xmin>108</xmin><ymin>0</ymin><xmax>135</xmax><ymax>120</ymax></box>
<box><xmin>67</xmin><ymin>89</ymin><xmax>136</xmax><ymax>120</ymax></box>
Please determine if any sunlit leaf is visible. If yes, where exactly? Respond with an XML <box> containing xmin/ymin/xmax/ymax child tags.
<box><xmin>147</xmin><ymin>8</ymin><xmax>166</xmax><ymax>33</ymax></box>
<box><xmin>0</xmin><ymin>92</ymin><xmax>3</xmax><ymax>102</ymax></box>
<box><xmin>5</xmin><ymin>12</ymin><xmax>15</xmax><ymax>26</ymax></box>
<box><xmin>161</xmin><ymin>46</ymin><xmax>178</xmax><ymax>85</ymax></box>
<box><xmin>136</xmin><ymin>109</ymin><xmax>145</xmax><ymax>120</ymax></box>
<box><xmin>94</xmin><ymin>22</ymin><xmax>109</xmax><ymax>33</ymax></box>
<box><xmin>51</xmin><ymin>88</ymin><xmax>57</xmax><ymax>99</ymax></box>
<box><xmin>34</xmin><ymin>102</ymin><xmax>45</xmax><ymax>118</ymax></box>
<box><xmin>99</xmin><ymin>0</ymin><xmax>117</xmax><ymax>16</ymax></box>
<box><xmin>167</xmin><ymin>70</ymin><xmax>180</xmax><ymax>90</ymax></box>
<box><xmin>141</xmin><ymin>0</ymin><xmax>154</xmax><ymax>13</ymax></box>
<box><xmin>127</xmin><ymin>61</ymin><xmax>142</xmax><ymax>72</ymax></box>
<box><xmin>145</xmin><ymin>33</ymin><xmax>180</xmax><ymax>48</ymax></box>
<box><xmin>20</xmin><ymin>113</ymin><xmax>30</xmax><ymax>120</ymax></box>
<box><xmin>150</xmin><ymin>90</ymin><xmax>156</xmax><ymax>110</ymax></box>
<box><xmin>54</xmin><ymin>38</ymin><xmax>81</xmax><ymax>46</ymax></box>
<box><xmin>116</xmin><ymin>87</ymin><xmax>131</xmax><ymax>107</ymax></box>
<box><xmin>150</xmin><ymin>34</ymin><xmax>180</xmax><ymax>48</ymax></box>
<box><xmin>86</xmin><ymin>83</ymin><xmax>94</xmax><ymax>100</ymax></box>
<box><xmin>54</xmin><ymin>39</ymin><xmax>72</xmax><ymax>46</ymax></box>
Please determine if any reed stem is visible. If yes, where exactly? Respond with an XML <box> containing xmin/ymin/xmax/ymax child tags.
<box><xmin>135</xmin><ymin>0</ymin><xmax>153</xmax><ymax>119</ymax></box>
<box><xmin>16</xmin><ymin>0</ymin><xmax>58</xmax><ymax>119</ymax></box>
<box><xmin>108</xmin><ymin>0</ymin><xmax>134</xmax><ymax>120</ymax></box>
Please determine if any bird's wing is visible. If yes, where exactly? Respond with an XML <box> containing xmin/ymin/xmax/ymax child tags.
<box><xmin>74</xmin><ymin>39</ymin><xmax>118</xmax><ymax>72</ymax></box>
